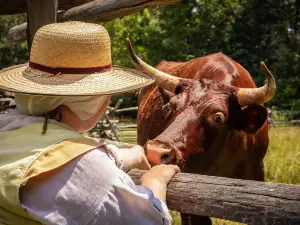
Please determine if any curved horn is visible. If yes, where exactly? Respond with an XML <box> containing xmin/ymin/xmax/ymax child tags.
<box><xmin>237</xmin><ymin>62</ymin><xmax>276</xmax><ymax>106</ymax></box>
<box><xmin>126</xmin><ymin>38</ymin><xmax>181</xmax><ymax>93</ymax></box>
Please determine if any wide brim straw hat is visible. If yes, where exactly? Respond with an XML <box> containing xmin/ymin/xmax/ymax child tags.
<box><xmin>0</xmin><ymin>22</ymin><xmax>154</xmax><ymax>96</ymax></box>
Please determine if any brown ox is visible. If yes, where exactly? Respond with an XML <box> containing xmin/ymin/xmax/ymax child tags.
<box><xmin>126</xmin><ymin>39</ymin><xmax>276</xmax><ymax>225</ymax></box>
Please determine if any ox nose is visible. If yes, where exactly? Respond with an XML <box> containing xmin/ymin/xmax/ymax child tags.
<box><xmin>145</xmin><ymin>140</ymin><xmax>176</xmax><ymax>165</ymax></box>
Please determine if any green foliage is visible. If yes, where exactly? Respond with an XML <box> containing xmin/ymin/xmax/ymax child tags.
<box><xmin>0</xmin><ymin>14</ymin><xmax>28</xmax><ymax>69</ymax></box>
<box><xmin>0</xmin><ymin>1</ymin><xmax>299</xmax><ymax>110</ymax></box>
<box><xmin>227</xmin><ymin>0</ymin><xmax>300</xmax><ymax>110</ymax></box>
<box><xmin>103</xmin><ymin>0</ymin><xmax>299</xmax><ymax>110</ymax></box>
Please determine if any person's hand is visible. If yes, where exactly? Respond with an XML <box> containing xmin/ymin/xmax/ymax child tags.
<box><xmin>140</xmin><ymin>164</ymin><xmax>180</xmax><ymax>202</ymax></box>
<box><xmin>130</xmin><ymin>145</ymin><xmax>151</xmax><ymax>170</ymax></box>
<box><xmin>141</xmin><ymin>164</ymin><xmax>180</xmax><ymax>185</ymax></box>
<box><xmin>119</xmin><ymin>145</ymin><xmax>151</xmax><ymax>171</ymax></box>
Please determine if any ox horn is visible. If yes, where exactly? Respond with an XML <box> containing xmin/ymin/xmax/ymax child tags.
<box><xmin>237</xmin><ymin>62</ymin><xmax>276</xmax><ymax>106</ymax></box>
<box><xmin>126</xmin><ymin>38</ymin><xmax>181</xmax><ymax>93</ymax></box>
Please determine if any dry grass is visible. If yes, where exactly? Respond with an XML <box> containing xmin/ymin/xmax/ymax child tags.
<box><xmin>210</xmin><ymin>127</ymin><xmax>300</xmax><ymax>225</ymax></box>
<box><xmin>265</xmin><ymin>127</ymin><xmax>300</xmax><ymax>184</ymax></box>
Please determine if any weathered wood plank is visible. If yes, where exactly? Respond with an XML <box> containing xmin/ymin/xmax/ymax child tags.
<box><xmin>116</xmin><ymin>106</ymin><xmax>138</xmax><ymax>112</ymax></box>
<box><xmin>7</xmin><ymin>24</ymin><xmax>27</xmax><ymax>45</ymax></box>
<box><xmin>7</xmin><ymin>0</ymin><xmax>179</xmax><ymax>43</ymax></box>
<box><xmin>128</xmin><ymin>170</ymin><xmax>300</xmax><ymax>225</ymax></box>
<box><xmin>97</xmin><ymin>140</ymin><xmax>300</xmax><ymax>224</ymax></box>
<box><xmin>0</xmin><ymin>0</ymin><xmax>93</xmax><ymax>14</ymax></box>
<box><xmin>27</xmin><ymin>0</ymin><xmax>58</xmax><ymax>51</ymax></box>
<box><xmin>58</xmin><ymin>0</ymin><xmax>178</xmax><ymax>22</ymax></box>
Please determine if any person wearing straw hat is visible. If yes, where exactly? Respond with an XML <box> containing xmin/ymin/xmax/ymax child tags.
<box><xmin>0</xmin><ymin>21</ymin><xmax>179</xmax><ymax>225</ymax></box>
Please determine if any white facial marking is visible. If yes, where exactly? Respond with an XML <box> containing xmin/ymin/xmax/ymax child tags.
<box><xmin>194</xmin><ymin>82</ymin><xmax>204</xmax><ymax>98</ymax></box>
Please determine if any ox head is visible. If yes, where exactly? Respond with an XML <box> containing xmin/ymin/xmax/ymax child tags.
<box><xmin>126</xmin><ymin>39</ymin><xmax>276</xmax><ymax>169</ymax></box>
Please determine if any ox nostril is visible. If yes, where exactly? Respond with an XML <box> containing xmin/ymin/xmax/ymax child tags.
<box><xmin>161</xmin><ymin>154</ymin><xmax>170</xmax><ymax>161</ymax></box>
<box><xmin>160</xmin><ymin>152</ymin><xmax>175</xmax><ymax>164</ymax></box>
<box><xmin>145</xmin><ymin>140</ymin><xmax>177</xmax><ymax>165</ymax></box>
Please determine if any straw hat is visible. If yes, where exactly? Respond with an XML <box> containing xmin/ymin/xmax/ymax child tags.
<box><xmin>0</xmin><ymin>21</ymin><xmax>154</xmax><ymax>96</ymax></box>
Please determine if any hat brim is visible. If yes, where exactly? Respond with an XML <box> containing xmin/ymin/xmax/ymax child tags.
<box><xmin>0</xmin><ymin>63</ymin><xmax>155</xmax><ymax>96</ymax></box>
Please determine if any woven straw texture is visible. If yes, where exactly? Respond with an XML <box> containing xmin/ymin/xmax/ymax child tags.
<box><xmin>0</xmin><ymin>64</ymin><xmax>154</xmax><ymax>96</ymax></box>
<box><xmin>30</xmin><ymin>22</ymin><xmax>111</xmax><ymax>68</ymax></box>
<box><xmin>0</xmin><ymin>22</ymin><xmax>154</xmax><ymax>96</ymax></box>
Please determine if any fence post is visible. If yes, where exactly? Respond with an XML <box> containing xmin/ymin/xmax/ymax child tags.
<box><xmin>27</xmin><ymin>0</ymin><xmax>58</xmax><ymax>52</ymax></box>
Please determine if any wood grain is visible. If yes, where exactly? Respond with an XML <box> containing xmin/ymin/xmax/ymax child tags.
<box><xmin>6</xmin><ymin>0</ymin><xmax>179</xmax><ymax>43</ymax></box>
<box><xmin>27</xmin><ymin>0</ymin><xmax>58</xmax><ymax>51</ymax></box>
<box><xmin>128</xmin><ymin>170</ymin><xmax>300</xmax><ymax>225</ymax></box>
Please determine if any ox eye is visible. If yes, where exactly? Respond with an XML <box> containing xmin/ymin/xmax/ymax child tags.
<box><xmin>213</xmin><ymin>112</ymin><xmax>225</xmax><ymax>124</ymax></box>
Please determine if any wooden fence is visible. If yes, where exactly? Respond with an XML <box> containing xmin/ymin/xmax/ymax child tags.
<box><xmin>101</xmin><ymin>140</ymin><xmax>300</xmax><ymax>225</ymax></box>
<box><xmin>4</xmin><ymin>0</ymin><xmax>179</xmax><ymax>44</ymax></box>
<box><xmin>129</xmin><ymin>170</ymin><xmax>300</xmax><ymax>225</ymax></box>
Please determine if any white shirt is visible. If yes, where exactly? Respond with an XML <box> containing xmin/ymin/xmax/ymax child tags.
<box><xmin>1</xmin><ymin>109</ymin><xmax>172</xmax><ymax>225</ymax></box>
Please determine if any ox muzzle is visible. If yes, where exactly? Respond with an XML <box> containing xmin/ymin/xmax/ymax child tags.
<box><xmin>144</xmin><ymin>140</ymin><xmax>181</xmax><ymax>166</ymax></box>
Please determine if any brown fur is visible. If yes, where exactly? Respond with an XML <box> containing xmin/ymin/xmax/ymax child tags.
<box><xmin>137</xmin><ymin>53</ymin><xmax>269</xmax><ymax>225</ymax></box>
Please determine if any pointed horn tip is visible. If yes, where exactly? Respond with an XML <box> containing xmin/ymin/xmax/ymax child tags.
<box><xmin>260</xmin><ymin>61</ymin><xmax>273</xmax><ymax>77</ymax></box>
<box><xmin>126</xmin><ymin>38</ymin><xmax>133</xmax><ymax>50</ymax></box>
<box><xmin>260</xmin><ymin>61</ymin><xmax>276</xmax><ymax>92</ymax></box>
<box><xmin>125</xmin><ymin>38</ymin><xmax>140</xmax><ymax>66</ymax></box>
<box><xmin>260</xmin><ymin>61</ymin><xmax>266</xmax><ymax>68</ymax></box>
<box><xmin>260</xmin><ymin>61</ymin><xmax>270</xmax><ymax>74</ymax></box>
<box><xmin>237</xmin><ymin>62</ymin><xmax>276</xmax><ymax>105</ymax></box>
<box><xmin>260</xmin><ymin>61</ymin><xmax>266</xmax><ymax>76</ymax></box>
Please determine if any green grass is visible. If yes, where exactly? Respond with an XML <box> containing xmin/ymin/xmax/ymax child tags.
<box><xmin>265</xmin><ymin>127</ymin><xmax>300</xmax><ymax>184</ymax></box>
<box><xmin>119</xmin><ymin>126</ymin><xmax>300</xmax><ymax>225</ymax></box>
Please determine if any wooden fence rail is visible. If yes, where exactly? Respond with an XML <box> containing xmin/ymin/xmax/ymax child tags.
<box><xmin>100</xmin><ymin>140</ymin><xmax>300</xmax><ymax>225</ymax></box>
<box><xmin>6</xmin><ymin>0</ymin><xmax>179</xmax><ymax>43</ymax></box>
<box><xmin>129</xmin><ymin>170</ymin><xmax>300</xmax><ymax>225</ymax></box>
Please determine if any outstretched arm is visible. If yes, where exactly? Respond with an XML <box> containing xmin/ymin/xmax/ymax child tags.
<box><xmin>20</xmin><ymin>147</ymin><xmax>177</xmax><ymax>225</ymax></box>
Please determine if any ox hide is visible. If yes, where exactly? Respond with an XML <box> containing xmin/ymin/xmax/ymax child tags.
<box><xmin>136</xmin><ymin>53</ymin><xmax>273</xmax><ymax>225</ymax></box>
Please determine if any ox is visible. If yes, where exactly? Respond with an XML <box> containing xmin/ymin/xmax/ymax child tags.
<box><xmin>126</xmin><ymin>39</ymin><xmax>276</xmax><ymax>225</ymax></box>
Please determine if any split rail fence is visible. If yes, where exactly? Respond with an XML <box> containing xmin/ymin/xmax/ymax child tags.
<box><xmin>102</xmin><ymin>140</ymin><xmax>300</xmax><ymax>225</ymax></box>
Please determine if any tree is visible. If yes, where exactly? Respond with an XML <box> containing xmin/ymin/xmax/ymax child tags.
<box><xmin>104</xmin><ymin>0</ymin><xmax>300</xmax><ymax>110</ymax></box>
<box><xmin>227</xmin><ymin>0</ymin><xmax>300</xmax><ymax>110</ymax></box>
<box><xmin>1</xmin><ymin>1</ymin><xmax>299</xmax><ymax>111</ymax></box>
<box><xmin>0</xmin><ymin>14</ymin><xmax>28</xmax><ymax>69</ymax></box>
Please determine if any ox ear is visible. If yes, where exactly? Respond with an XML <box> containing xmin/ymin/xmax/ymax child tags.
<box><xmin>239</xmin><ymin>105</ymin><xmax>268</xmax><ymax>133</ymax></box>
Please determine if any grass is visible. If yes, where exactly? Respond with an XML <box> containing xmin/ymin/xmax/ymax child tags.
<box><xmin>118</xmin><ymin>126</ymin><xmax>300</xmax><ymax>225</ymax></box>
<box><xmin>265</xmin><ymin>127</ymin><xmax>300</xmax><ymax>184</ymax></box>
